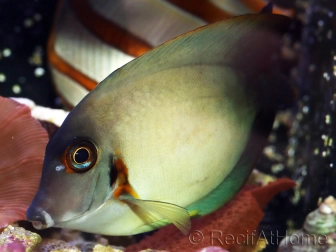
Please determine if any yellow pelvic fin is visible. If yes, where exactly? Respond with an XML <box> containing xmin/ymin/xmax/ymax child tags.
<box><xmin>119</xmin><ymin>194</ymin><xmax>191</xmax><ymax>235</ymax></box>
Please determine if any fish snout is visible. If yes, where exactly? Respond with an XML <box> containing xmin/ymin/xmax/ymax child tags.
<box><xmin>26</xmin><ymin>207</ymin><xmax>54</xmax><ymax>229</ymax></box>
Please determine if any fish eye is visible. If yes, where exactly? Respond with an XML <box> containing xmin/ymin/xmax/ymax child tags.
<box><xmin>65</xmin><ymin>140</ymin><xmax>97</xmax><ymax>172</ymax></box>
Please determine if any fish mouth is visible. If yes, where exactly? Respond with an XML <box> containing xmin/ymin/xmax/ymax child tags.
<box><xmin>30</xmin><ymin>174</ymin><xmax>101</xmax><ymax>230</ymax></box>
<box><xmin>31</xmin><ymin>209</ymin><xmax>55</xmax><ymax>230</ymax></box>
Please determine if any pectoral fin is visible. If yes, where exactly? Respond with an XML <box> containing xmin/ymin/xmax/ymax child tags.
<box><xmin>119</xmin><ymin>194</ymin><xmax>191</xmax><ymax>235</ymax></box>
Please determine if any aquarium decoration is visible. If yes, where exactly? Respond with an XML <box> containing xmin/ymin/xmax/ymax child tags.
<box><xmin>278</xmin><ymin>196</ymin><xmax>336</xmax><ymax>251</ymax></box>
<box><xmin>0</xmin><ymin>97</ymin><xmax>48</xmax><ymax>229</ymax></box>
<box><xmin>0</xmin><ymin>225</ymin><xmax>41</xmax><ymax>252</ymax></box>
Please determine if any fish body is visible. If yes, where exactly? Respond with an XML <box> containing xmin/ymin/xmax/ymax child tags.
<box><xmin>27</xmin><ymin>14</ymin><xmax>292</xmax><ymax>235</ymax></box>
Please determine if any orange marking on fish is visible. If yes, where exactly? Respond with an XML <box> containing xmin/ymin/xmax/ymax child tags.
<box><xmin>62</xmin><ymin>154</ymin><xmax>76</xmax><ymax>174</ymax></box>
<box><xmin>166</xmin><ymin>0</ymin><xmax>232</xmax><ymax>23</ymax></box>
<box><xmin>61</xmin><ymin>146</ymin><xmax>77</xmax><ymax>174</ymax></box>
<box><xmin>70</xmin><ymin>0</ymin><xmax>152</xmax><ymax>57</ymax></box>
<box><xmin>113</xmin><ymin>157</ymin><xmax>139</xmax><ymax>200</ymax></box>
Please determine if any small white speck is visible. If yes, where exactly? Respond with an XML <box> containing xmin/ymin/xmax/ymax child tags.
<box><xmin>309</xmin><ymin>64</ymin><xmax>316</xmax><ymax>72</ymax></box>
<box><xmin>288</xmin><ymin>147</ymin><xmax>295</xmax><ymax>157</ymax></box>
<box><xmin>34</xmin><ymin>67</ymin><xmax>45</xmax><ymax>77</ymax></box>
<box><xmin>55</xmin><ymin>165</ymin><xmax>65</xmax><ymax>171</ymax></box>
<box><xmin>318</xmin><ymin>20</ymin><xmax>324</xmax><ymax>27</ymax></box>
<box><xmin>271</xmin><ymin>163</ymin><xmax>284</xmax><ymax>173</ymax></box>
<box><xmin>296</xmin><ymin>112</ymin><xmax>303</xmax><ymax>121</ymax></box>
<box><xmin>0</xmin><ymin>73</ymin><xmax>6</xmax><ymax>82</ymax></box>
<box><xmin>327</xmin><ymin>30</ymin><xmax>333</xmax><ymax>39</ymax></box>
<box><xmin>302</xmin><ymin>106</ymin><xmax>309</xmax><ymax>114</ymax></box>
<box><xmin>329</xmin><ymin>138</ymin><xmax>333</xmax><ymax>147</ymax></box>
<box><xmin>323</xmin><ymin>72</ymin><xmax>331</xmax><ymax>81</ymax></box>
<box><xmin>3</xmin><ymin>48</ymin><xmax>11</xmax><ymax>57</ymax></box>
<box><xmin>301</xmin><ymin>169</ymin><xmax>307</xmax><ymax>176</ymax></box>
<box><xmin>289</xmin><ymin>137</ymin><xmax>297</xmax><ymax>145</ymax></box>
<box><xmin>34</xmin><ymin>13</ymin><xmax>42</xmax><ymax>21</ymax></box>
<box><xmin>12</xmin><ymin>84</ymin><xmax>21</xmax><ymax>94</ymax></box>
<box><xmin>24</xmin><ymin>18</ymin><xmax>34</xmax><ymax>28</ymax></box>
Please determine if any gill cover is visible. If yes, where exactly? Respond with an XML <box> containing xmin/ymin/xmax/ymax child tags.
<box><xmin>27</xmin><ymin>14</ymin><xmax>292</xmax><ymax>235</ymax></box>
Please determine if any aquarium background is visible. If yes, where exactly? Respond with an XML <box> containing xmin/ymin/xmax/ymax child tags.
<box><xmin>0</xmin><ymin>0</ymin><xmax>60</xmax><ymax>108</ymax></box>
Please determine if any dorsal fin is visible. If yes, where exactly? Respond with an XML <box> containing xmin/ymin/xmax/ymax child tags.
<box><xmin>92</xmin><ymin>14</ymin><xmax>292</xmax><ymax>111</ymax></box>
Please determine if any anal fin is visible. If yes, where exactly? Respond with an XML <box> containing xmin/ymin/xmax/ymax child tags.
<box><xmin>119</xmin><ymin>194</ymin><xmax>191</xmax><ymax>235</ymax></box>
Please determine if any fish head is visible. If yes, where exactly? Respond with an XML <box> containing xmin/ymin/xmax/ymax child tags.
<box><xmin>26</xmin><ymin>104</ymin><xmax>114</xmax><ymax>230</ymax></box>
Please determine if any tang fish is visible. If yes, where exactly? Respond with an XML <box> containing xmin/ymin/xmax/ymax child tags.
<box><xmin>27</xmin><ymin>14</ymin><xmax>293</xmax><ymax>235</ymax></box>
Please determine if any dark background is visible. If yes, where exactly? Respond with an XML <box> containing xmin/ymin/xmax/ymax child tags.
<box><xmin>0</xmin><ymin>0</ymin><xmax>60</xmax><ymax>108</ymax></box>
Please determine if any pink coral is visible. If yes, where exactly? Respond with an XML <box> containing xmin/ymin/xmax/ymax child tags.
<box><xmin>0</xmin><ymin>240</ymin><xmax>26</xmax><ymax>252</ymax></box>
<box><xmin>0</xmin><ymin>96</ymin><xmax>48</xmax><ymax>228</ymax></box>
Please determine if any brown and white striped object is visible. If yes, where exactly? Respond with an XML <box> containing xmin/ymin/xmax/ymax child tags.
<box><xmin>48</xmin><ymin>0</ymin><xmax>293</xmax><ymax>107</ymax></box>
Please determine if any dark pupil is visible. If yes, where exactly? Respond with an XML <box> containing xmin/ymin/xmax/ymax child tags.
<box><xmin>74</xmin><ymin>148</ymin><xmax>89</xmax><ymax>164</ymax></box>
